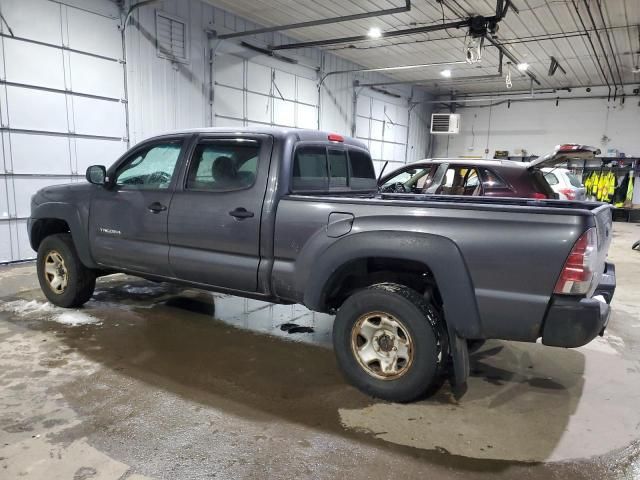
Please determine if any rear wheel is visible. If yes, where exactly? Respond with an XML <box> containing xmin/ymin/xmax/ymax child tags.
<box><xmin>37</xmin><ymin>233</ymin><xmax>96</xmax><ymax>308</ymax></box>
<box><xmin>333</xmin><ymin>283</ymin><xmax>447</xmax><ymax>402</ymax></box>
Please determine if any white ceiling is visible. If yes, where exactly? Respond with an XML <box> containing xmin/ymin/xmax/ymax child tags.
<box><xmin>207</xmin><ymin>0</ymin><xmax>640</xmax><ymax>95</ymax></box>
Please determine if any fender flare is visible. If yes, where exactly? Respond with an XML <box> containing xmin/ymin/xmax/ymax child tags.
<box><xmin>30</xmin><ymin>203</ymin><xmax>97</xmax><ymax>269</ymax></box>
<box><xmin>301</xmin><ymin>230</ymin><xmax>482</xmax><ymax>339</ymax></box>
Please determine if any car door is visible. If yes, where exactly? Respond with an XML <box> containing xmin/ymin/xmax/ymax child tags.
<box><xmin>88</xmin><ymin>136</ymin><xmax>187</xmax><ymax>276</ymax></box>
<box><xmin>167</xmin><ymin>134</ymin><xmax>273</xmax><ymax>292</ymax></box>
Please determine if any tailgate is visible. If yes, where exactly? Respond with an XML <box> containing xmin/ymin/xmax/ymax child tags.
<box><xmin>590</xmin><ymin>204</ymin><xmax>614</xmax><ymax>294</ymax></box>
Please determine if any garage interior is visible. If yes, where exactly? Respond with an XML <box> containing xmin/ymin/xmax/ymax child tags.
<box><xmin>1</xmin><ymin>0</ymin><xmax>640</xmax><ymax>478</ymax></box>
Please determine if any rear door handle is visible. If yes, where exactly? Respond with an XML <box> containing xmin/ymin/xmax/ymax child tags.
<box><xmin>148</xmin><ymin>202</ymin><xmax>167</xmax><ymax>213</ymax></box>
<box><xmin>229</xmin><ymin>207</ymin><xmax>254</xmax><ymax>219</ymax></box>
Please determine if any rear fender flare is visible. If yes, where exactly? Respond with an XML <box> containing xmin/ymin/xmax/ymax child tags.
<box><xmin>301</xmin><ymin>231</ymin><xmax>482</xmax><ymax>339</ymax></box>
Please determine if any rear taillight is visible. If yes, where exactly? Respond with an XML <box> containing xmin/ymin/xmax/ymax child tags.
<box><xmin>559</xmin><ymin>188</ymin><xmax>576</xmax><ymax>200</ymax></box>
<box><xmin>529</xmin><ymin>192</ymin><xmax>547</xmax><ymax>199</ymax></box>
<box><xmin>554</xmin><ymin>228</ymin><xmax>598</xmax><ymax>295</ymax></box>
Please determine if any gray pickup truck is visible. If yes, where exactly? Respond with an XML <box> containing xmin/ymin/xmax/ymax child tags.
<box><xmin>28</xmin><ymin>127</ymin><xmax>616</xmax><ymax>402</ymax></box>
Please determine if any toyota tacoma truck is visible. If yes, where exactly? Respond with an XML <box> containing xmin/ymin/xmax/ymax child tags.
<box><xmin>28</xmin><ymin>128</ymin><xmax>616</xmax><ymax>402</ymax></box>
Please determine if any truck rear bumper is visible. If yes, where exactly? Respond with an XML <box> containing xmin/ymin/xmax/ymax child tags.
<box><xmin>541</xmin><ymin>262</ymin><xmax>615</xmax><ymax>348</ymax></box>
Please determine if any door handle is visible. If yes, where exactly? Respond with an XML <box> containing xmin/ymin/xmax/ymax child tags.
<box><xmin>148</xmin><ymin>202</ymin><xmax>167</xmax><ymax>213</ymax></box>
<box><xmin>229</xmin><ymin>207</ymin><xmax>254</xmax><ymax>219</ymax></box>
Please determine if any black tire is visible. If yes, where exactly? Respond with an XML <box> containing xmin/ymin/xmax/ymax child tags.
<box><xmin>37</xmin><ymin>233</ymin><xmax>96</xmax><ymax>308</ymax></box>
<box><xmin>332</xmin><ymin>282</ymin><xmax>447</xmax><ymax>402</ymax></box>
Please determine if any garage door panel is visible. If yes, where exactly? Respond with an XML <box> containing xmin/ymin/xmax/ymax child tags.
<box><xmin>215</xmin><ymin>117</ymin><xmax>245</xmax><ymax>128</ymax></box>
<box><xmin>10</xmin><ymin>133</ymin><xmax>71</xmax><ymax>174</ymax></box>
<box><xmin>355</xmin><ymin>116</ymin><xmax>370</xmax><ymax>138</ymax></box>
<box><xmin>0</xmin><ymin>0</ymin><xmax>63</xmax><ymax>45</ymax></box>
<box><xmin>72</xmin><ymin>97</ymin><xmax>125</xmax><ymax>137</ymax></box>
<box><xmin>66</xmin><ymin>8</ymin><xmax>121</xmax><ymax>59</ymax></box>
<box><xmin>69</xmin><ymin>53</ymin><xmax>123</xmax><ymax>98</ymax></box>
<box><xmin>13</xmin><ymin>177</ymin><xmax>74</xmax><ymax>218</ymax></box>
<box><xmin>273</xmin><ymin>70</ymin><xmax>295</xmax><ymax>101</ymax></box>
<box><xmin>3</xmin><ymin>39</ymin><xmax>65</xmax><ymax>89</ymax></box>
<box><xmin>75</xmin><ymin>138</ymin><xmax>126</xmax><ymax>172</ymax></box>
<box><xmin>297</xmin><ymin>77</ymin><xmax>317</xmax><ymax>106</ymax></box>
<box><xmin>371</xmin><ymin>100</ymin><xmax>385</xmax><ymax>121</ymax></box>
<box><xmin>0</xmin><ymin>223</ymin><xmax>12</xmax><ymax>262</ymax></box>
<box><xmin>274</xmin><ymin>99</ymin><xmax>294</xmax><ymax>127</ymax></box>
<box><xmin>356</xmin><ymin>96</ymin><xmax>371</xmax><ymax>117</ymax></box>
<box><xmin>297</xmin><ymin>104</ymin><xmax>317</xmax><ymax>129</ymax></box>
<box><xmin>0</xmin><ymin>178</ymin><xmax>9</xmax><ymax>219</ymax></box>
<box><xmin>383</xmin><ymin>123</ymin><xmax>396</xmax><ymax>142</ymax></box>
<box><xmin>6</xmin><ymin>86</ymin><xmax>68</xmax><ymax>132</ymax></box>
<box><xmin>247</xmin><ymin>93</ymin><xmax>270</xmax><ymax>123</ymax></box>
<box><xmin>394</xmin><ymin>125</ymin><xmax>407</xmax><ymax>144</ymax></box>
<box><xmin>215</xmin><ymin>55</ymin><xmax>244</xmax><ymax>87</ymax></box>
<box><xmin>16</xmin><ymin>219</ymin><xmax>35</xmax><ymax>260</ymax></box>
<box><xmin>394</xmin><ymin>143</ymin><xmax>406</xmax><ymax>162</ymax></box>
<box><xmin>247</xmin><ymin>62</ymin><xmax>271</xmax><ymax>94</ymax></box>
<box><xmin>369</xmin><ymin>140</ymin><xmax>382</xmax><ymax>159</ymax></box>
<box><xmin>215</xmin><ymin>85</ymin><xmax>243</xmax><ymax>118</ymax></box>
<box><xmin>383</xmin><ymin>142</ymin><xmax>395</xmax><ymax>160</ymax></box>
<box><xmin>371</xmin><ymin>120</ymin><xmax>383</xmax><ymax>141</ymax></box>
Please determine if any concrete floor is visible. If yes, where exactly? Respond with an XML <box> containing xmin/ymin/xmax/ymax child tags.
<box><xmin>1</xmin><ymin>223</ymin><xmax>640</xmax><ymax>479</ymax></box>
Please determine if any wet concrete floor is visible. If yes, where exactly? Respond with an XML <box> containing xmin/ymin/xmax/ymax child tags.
<box><xmin>1</xmin><ymin>223</ymin><xmax>640</xmax><ymax>479</ymax></box>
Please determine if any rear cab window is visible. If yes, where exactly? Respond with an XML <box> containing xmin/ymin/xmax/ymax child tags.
<box><xmin>292</xmin><ymin>144</ymin><xmax>376</xmax><ymax>193</ymax></box>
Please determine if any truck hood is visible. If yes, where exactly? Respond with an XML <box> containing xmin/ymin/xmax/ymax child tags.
<box><xmin>31</xmin><ymin>182</ymin><xmax>94</xmax><ymax>207</ymax></box>
<box><xmin>527</xmin><ymin>144</ymin><xmax>600</xmax><ymax>170</ymax></box>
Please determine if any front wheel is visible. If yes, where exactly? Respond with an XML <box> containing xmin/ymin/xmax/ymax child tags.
<box><xmin>332</xmin><ymin>283</ymin><xmax>447</xmax><ymax>402</ymax></box>
<box><xmin>37</xmin><ymin>233</ymin><xmax>96</xmax><ymax>308</ymax></box>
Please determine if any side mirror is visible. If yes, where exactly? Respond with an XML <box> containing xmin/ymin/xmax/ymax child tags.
<box><xmin>86</xmin><ymin>165</ymin><xmax>107</xmax><ymax>185</ymax></box>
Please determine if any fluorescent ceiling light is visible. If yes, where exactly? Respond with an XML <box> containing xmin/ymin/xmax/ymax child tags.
<box><xmin>367</xmin><ymin>27</ymin><xmax>382</xmax><ymax>38</ymax></box>
<box><xmin>517</xmin><ymin>63</ymin><xmax>529</xmax><ymax>72</ymax></box>
<box><xmin>440</xmin><ymin>69</ymin><xmax>452</xmax><ymax>78</ymax></box>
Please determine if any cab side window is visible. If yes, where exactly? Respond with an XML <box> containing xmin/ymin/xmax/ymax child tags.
<box><xmin>186</xmin><ymin>140</ymin><xmax>260</xmax><ymax>191</ymax></box>
<box><xmin>115</xmin><ymin>142</ymin><xmax>182</xmax><ymax>189</ymax></box>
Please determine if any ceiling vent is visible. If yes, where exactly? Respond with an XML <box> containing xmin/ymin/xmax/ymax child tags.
<box><xmin>430</xmin><ymin>113</ymin><xmax>460</xmax><ymax>134</ymax></box>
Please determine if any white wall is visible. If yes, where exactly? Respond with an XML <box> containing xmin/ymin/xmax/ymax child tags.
<box><xmin>432</xmin><ymin>87</ymin><xmax>640</xmax><ymax>159</ymax></box>
<box><xmin>124</xmin><ymin>0</ymin><xmax>433</xmax><ymax>167</ymax></box>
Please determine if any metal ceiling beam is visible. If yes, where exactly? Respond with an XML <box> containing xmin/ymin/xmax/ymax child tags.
<box><xmin>217</xmin><ymin>0</ymin><xmax>411</xmax><ymax>40</ymax></box>
<box><xmin>356</xmin><ymin>74</ymin><xmax>507</xmax><ymax>88</ymax></box>
<box><xmin>483</xmin><ymin>35</ymin><xmax>541</xmax><ymax>85</ymax></box>
<box><xmin>320</xmin><ymin>60</ymin><xmax>467</xmax><ymax>86</ymax></box>
<box><xmin>270</xmin><ymin>18</ymin><xmax>472</xmax><ymax>51</ymax></box>
<box><xmin>571</xmin><ymin>0</ymin><xmax>612</xmax><ymax>95</ymax></box>
<box><xmin>582</xmin><ymin>0</ymin><xmax>618</xmax><ymax>94</ymax></box>
<box><xmin>594</xmin><ymin>0</ymin><xmax>624</xmax><ymax>86</ymax></box>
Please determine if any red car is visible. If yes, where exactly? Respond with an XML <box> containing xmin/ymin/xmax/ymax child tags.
<box><xmin>378</xmin><ymin>145</ymin><xmax>599</xmax><ymax>200</ymax></box>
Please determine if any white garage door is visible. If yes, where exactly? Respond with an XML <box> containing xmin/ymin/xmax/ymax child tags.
<box><xmin>213</xmin><ymin>50</ymin><xmax>318</xmax><ymax>130</ymax></box>
<box><xmin>0</xmin><ymin>0</ymin><xmax>128</xmax><ymax>262</ymax></box>
<box><xmin>355</xmin><ymin>90</ymin><xmax>410</xmax><ymax>175</ymax></box>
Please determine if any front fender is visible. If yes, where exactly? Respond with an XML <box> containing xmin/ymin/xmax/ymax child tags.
<box><xmin>30</xmin><ymin>202</ymin><xmax>96</xmax><ymax>269</ymax></box>
<box><xmin>300</xmin><ymin>230</ymin><xmax>482</xmax><ymax>339</ymax></box>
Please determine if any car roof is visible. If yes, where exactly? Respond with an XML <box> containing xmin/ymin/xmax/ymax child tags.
<box><xmin>143</xmin><ymin>127</ymin><xmax>368</xmax><ymax>150</ymax></box>
<box><xmin>401</xmin><ymin>158</ymin><xmax>530</xmax><ymax>169</ymax></box>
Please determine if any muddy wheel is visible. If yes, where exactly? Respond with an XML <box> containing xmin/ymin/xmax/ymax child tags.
<box><xmin>332</xmin><ymin>283</ymin><xmax>447</xmax><ymax>402</ymax></box>
<box><xmin>37</xmin><ymin>233</ymin><xmax>96</xmax><ymax>308</ymax></box>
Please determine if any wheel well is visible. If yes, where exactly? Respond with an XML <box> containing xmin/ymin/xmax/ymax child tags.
<box><xmin>30</xmin><ymin>219</ymin><xmax>70</xmax><ymax>250</ymax></box>
<box><xmin>322</xmin><ymin>257</ymin><xmax>443</xmax><ymax>312</ymax></box>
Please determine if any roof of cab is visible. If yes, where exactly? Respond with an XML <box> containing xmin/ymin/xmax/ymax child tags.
<box><xmin>148</xmin><ymin>127</ymin><xmax>368</xmax><ymax>150</ymax></box>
